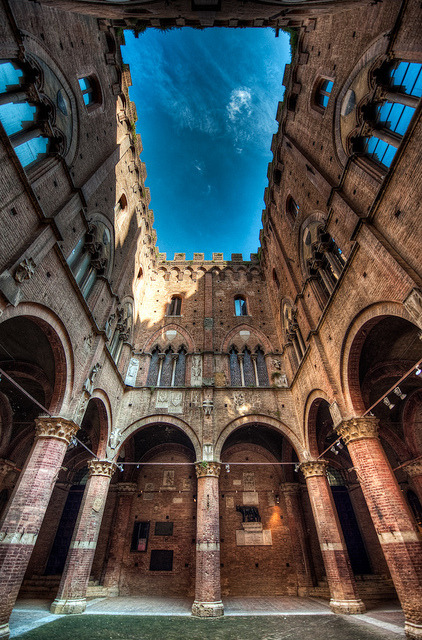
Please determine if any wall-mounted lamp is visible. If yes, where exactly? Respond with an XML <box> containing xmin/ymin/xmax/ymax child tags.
<box><xmin>193</xmin><ymin>495</ymin><xmax>197</xmax><ymax>503</ymax></box>
<box><xmin>383</xmin><ymin>397</ymin><xmax>395</xmax><ymax>410</ymax></box>
<box><xmin>275</xmin><ymin>494</ymin><xmax>280</xmax><ymax>504</ymax></box>
<box><xmin>415</xmin><ymin>366</ymin><xmax>422</xmax><ymax>376</ymax></box>
<box><xmin>330</xmin><ymin>446</ymin><xmax>339</xmax><ymax>455</ymax></box>
<box><xmin>393</xmin><ymin>386</ymin><xmax>407</xmax><ymax>400</ymax></box>
<box><xmin>294</xmin><ymin>463</ymin><xmax>299</xmax><ymax>473</ymax></box>
<box><xmin>225</xmin><ymin>464</ymin><xmax>230</xmax><ymax>473</ymax></box>
<box><xmin>337</xmin><ymin>441</ymin><xmax>344</xmax><ymax>450</ymax></box>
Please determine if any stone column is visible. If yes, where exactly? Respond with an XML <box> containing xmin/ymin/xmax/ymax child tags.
<box><xmin>192</xmin><ymin>461</ymin><xmax>224</xmax><ymax>617</ymax></box>
<box><xmin>299</xmin><ymin>460</ymin><xmax>365</xmax><ymax>614</ymax></box>
<box><xmin>405</xmin><ymin>460</ymin><xmax>422</xmax><ymax>507</ymax></box>
<box><xmin>50</xmin><ymin>459</ymin><xmax>116</xmax><ymax>614</ymax></box>
<box><xmin>102</xmin><ymin>482</ymin><xmax>137</xmax><ymax>596</ymax></box>
<box><xmin>280</xmin><ymin>482</ymin><xmax>314</xmax><ymax>595</ymax></box>
<box><xmin>336</xmin><ymin>418</ymin><xmax>422</xmax><ymax>638</ymax></box>
<box><xmin>0</xmin><ymin>417</ymin><xmax>78</xmax><ymax>640</ymax></box>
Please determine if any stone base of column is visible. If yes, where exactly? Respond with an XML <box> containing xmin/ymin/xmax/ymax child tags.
<box><xmin>192</xmin><ymin>600</ymin><xmax>224</xmax><ymax>617</ymax></box>
<box><xmin>405</xmin><ymin>620</ymin><xmax>422</xmax><ymax>638</ymax></box>
<box><xmin>0</xmin><ymin>623</ymin><xmax>10</xmax><ymax>639</ymax></box>
<box><xmin>329</xmin><ymin>598</ymin><xmax>366</xmax><ymax>614</ymax></box>
<box><xmin>50</xmin><ymin>598</ymin><xmax>87</xmax><ymax>614</ymax></box>
<box><xmin>107</xmin><ymin>586</ymin><xmax>119</xmax><ymax>597</ymax></box>
<box><xmin>297</xmin><ymin>587</ymin><xmax>311</xmax><ymax>597</ymax></box>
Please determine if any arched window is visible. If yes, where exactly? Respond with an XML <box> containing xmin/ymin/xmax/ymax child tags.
<box><xmin>229</xmin><ymin>345</ymin><xmax>269</xmax><ymax>387</ymax></box>
<box><xmin>78</xmin><ymin>75</ymin><xmax>102</xmax><ymax>110</ymax></box>
<box><xmin>302</xmin><ymin>223</ymin><xmax>346</xmax><ymax>307</ymax></box>
<box><xmin>67</xmin><ymin>221</ymin><xmax>111</xmax><ymax>299</ymax></box>
<box><xmin>352</xmin><ymin>60</ymin><xmax>421</xmax><ymax>169</ymax></box>
<box><xmin>286</xmin><ymin>196</ymin><xmax>299</xmax><ymax>220</ymax></box>
<box><xmin>0</xmin><ymin>60</ymin><xmax>66</xmax><ymax>169</ymax></box>
<box><xmin>146</xmin><ymin>345</ymin><xmax>186</xmax><ymax>387</ymax></box>
<box><xmin>234</xmin><ymin>295</ymin><xmax>247</xmax><ymax>316</ymax></box>
<box><xmin>315</xmin><ymin>78</ymin><xmax>334</xmax><ymax>109</ymax></box>
<box><xmin>167</xmin><ymin>295</ymin><xmax>182</xmax><ymax>316</ymax></box>
<box><xmin>114</xmin><ymin>193</ymin><xmax>128</xmax><ymax>218</ymax></box>
<box><xmin>273</xmin><ymin>269</ymin><xmax>280</xmax><ymax>289</ymax></box>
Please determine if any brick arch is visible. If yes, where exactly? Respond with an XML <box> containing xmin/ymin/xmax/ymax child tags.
<box><xmin>0</xmin><ymin>392</ymin><xmax>13</xmax><ymax>459</ymax></box>
<box><xmin>340</xmin><ymin>301</ymin><xmax>416</xmax><ymax>416</ymax></box>
<box><xmin>221</xmin><ymin>324</ymin><xmax>273</xmax><ymax>354</ymax></box>
<box><xmin>87</xmin><ymin>393</ymin><xmax>112</xmax><ymax>458</ymax></box>
<box><xmin>117</xmin><ymin>414</ymin><xmax>201</xmax><ymax>461</ymax></box>
<box><xmin>304</xmin><ymin>389</ymin><xmax>332</xmax><ymax>458</ymax></box>
<box><xmin>141</xmin><ymin>323</ymin><xmax>196</xmax><ymax>353</ymax></box>
<box><xmin>221</xmin><ymin>442</ymin><xmax>285</xmax><ymax>483</ymax></box>
<box><xmin>215</xmin><ymin>414</ymin><xmax>305</xmax><ymax>462</ymax></box>
<box><xmin>402</xmin><ymin>389</ymin><xmax>422</xmax><ymax>457</ymax></box>
<box><xmin>0</xmin><ymin>302</ymin><xmax>74</xmax><ymax>414</ymax></box>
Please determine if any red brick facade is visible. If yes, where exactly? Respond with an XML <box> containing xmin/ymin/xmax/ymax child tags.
<box><xmin>0</xmin><ymin>0</ymin><xmax>421</xmax><ymax>638</ymax></box>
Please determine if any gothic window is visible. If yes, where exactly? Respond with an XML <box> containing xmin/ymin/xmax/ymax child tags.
<box><xmin>352</xmin><ymin>60</ymin><xmax>421</xmax><ymax>170</ymax></box>
<box><xmin>78</xmin><ymin>75</ymin><xmax>102</xmax><ymax>110</ymax></box>
<box><xmin>0</xmin><ymin>60</ymin><xmax>66</xmax><ymax>169</ymax></box>
<box><xmin>283</xmin><ymin>302</ymin><xmax>306</xmax><ymax>368</ymax></box>
<box><xmin>167</xmin><ymin>295</ymin><xmax>182</xmax><ymax>316</ymax></box>
<box><xmin>286</xmin><ymin>196</ymin><xmax>299</xmax><ymax>220</ymax></box>
<box><xmin>109</xmin><ymin>301</ymin><xmax>133</xmax><ymax>363</ymax></box>
<box><xmin>146</xmin><ymin>345</ymin><xmax>186</xmax><ymax>387</ymax></box>
<box><xmin>315</xmin><ymin>78</ymin><xmax>334</xmax><ymax>109</ymax></box>
<box><xmin>67</xmin><ymin>221</ymin><xmax>111</xmax><ymax>299</ymax></box>
<box><xmin>302</xmin><ymin>223</ymin><xmax>345</xmax><ymax>308</ymax></box>
<box><xmin>229</xmin><ymin>345</ymin><xmax>269</xmax><ymax>387</ymax></box>
<box><xmin>234</xmin><ymin>295</ymin><xmax>247</xmax><ymax>316</ymax></box>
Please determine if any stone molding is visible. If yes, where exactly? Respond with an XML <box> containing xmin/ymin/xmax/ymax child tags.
<box><xmin>299</xmin><ymin>459</ymin><xmax>328</xmax><ymax>479</ymax></box>
<box><xmin>404</xmin><ymin>460</ymin><xmax>422</xmax><ymax>478</ymax></box>
<box><xmin>35</xmin><ymin>416</ymin><xmax>79</xmax><ymax>444</ymax></box>
<box><xmin>87</xmin><ymin>459</ymin><xmax>117</xmax><ymax>478</ymax></box>
<box><xmin>195</xmin><ymin>461</ymin><xmax>221</xmax><ymax>478</ymax></box>
<box><xmin>336</xmin><ymin>417</ymin><xmax>379</xmax><ymax>444</ymax></box>
<box><xmin>117</xmin><ymin>482</ymin><xmax>138</xmax><ymax>494</ymax></box>
<box><xmin>279</xmin><ymin>482</ymin><xmax>301</xmax><ymax>495</ymax></box>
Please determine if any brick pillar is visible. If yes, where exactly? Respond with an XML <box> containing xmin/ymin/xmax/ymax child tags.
<box><xmin>280</xmin><ymin>482</ymin><xmax>314</xmax><ymax>595</ymax></box>
<box><xmin>406</xmin><ymin>460</ymin><xmax>422</xmax><ymax>507</ymax></box>
<box><xmin>299</xmin><ymin>460</ymin><xmax>365</xmax><ymax>614</ymax></box>
<box><xmin>102</xmin><ymin>482</ymin><xmax>137</xmax><ymax>596</ymax></box>
<box><xmin>336</xmin><ymin>418</ymin><xmax>422</xmax><ymax>638</ymax></box>
<box><xmin>50</xmin><ymin>459</ymin><xmax>116</xmax><ymax>614</ymax></box>
<box><xmin>0</xmin><ymin>417</ymin><xmax>78</xmax><ymax>640</ymax></box>
<box><xmin>192</xmin><ymin>461</ymin><xmax>223</xmax><ymax>617</ymax></box>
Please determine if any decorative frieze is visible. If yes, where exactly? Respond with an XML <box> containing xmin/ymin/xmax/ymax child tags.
<box><xmin>35</xmin><ymin>416</ymin><xmax>79</xmax><ymax>444</ymax></box>
<box><xmin>336</xmin><ymin>417</ymin><xmax>379</xmax><ymax>444</ymax></box>
<box><xmin>195</xmin><ymin>461</ymin><xmax>221</xmax><ymax>478</ymax></box>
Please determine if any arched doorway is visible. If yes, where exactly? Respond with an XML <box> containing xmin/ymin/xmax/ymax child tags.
<box><xmin>96</xmin><ymin>422</ymin><xmax>197</xmax><ymax>597</ymax></box>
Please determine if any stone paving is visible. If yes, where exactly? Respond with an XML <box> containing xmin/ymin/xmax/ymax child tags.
<box><xmin>9</xmin><ymin>597</ymin><xmax>406</xmax><ymax>639</ymax></box>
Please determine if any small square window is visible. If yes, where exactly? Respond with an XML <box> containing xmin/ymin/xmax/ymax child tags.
<box><xmin>149</xmin><ymin>550</ymin><xmax>173</xmax><ymax>571</ymax></box>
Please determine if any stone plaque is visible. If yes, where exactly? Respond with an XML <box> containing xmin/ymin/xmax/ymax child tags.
<box><xmin>191</xmin><ymin>354</ymin><xmax>202</xmax><ymax>386</ymax></box>
<box><xmin>145</xmin><ymin>483</ymin><xmax>154</xmax><ymax>492</ymax></box>
<box><xmin>226</xmin><ymin>496</ymin><xmax>234</xmax><ymax>509</ymax></box>
<box><xmin>125</xmin><ymin>357</ymin><xmax>140</xmax><ymax>386</ymax></box>
<box><xmin>236</xmin><ymin>523</ymin><xmax>272</xmax><ymax>546</ymax></box>
<box><xmin>233</xmin><ymin>479</ymin><xmax>241</xmax><ymax>486</ymax></box>
<box><xmin>243</xmin><ymin>491</ymin><xmax>259</xmax><ymax>506</ymax></box>
<box><xmin>143</xmin><ymin>493</ymin><xmax>153</xmax><ymax>500</ymax></box>
<box><xmin>163</xmin><ymin>470</ymin><xmax>175</xmax><ymax>487</ymax></box>
<box><xmin>243</xmin><ymin>472</ymin><xmax>255</xmax><ymax>491</ymax></box>
<box><xmin>182</xmin><ymin>478</ymin><xmax>192</xmax><ymax>491</ymax></box>
<box><xmin>169</xmin><ymin>390</ymin><xmax>183</xmax><ymax>414</ymax></box>
<box><xmin>173</xmin><ymin>497</ymin><xmax>183</xmax><ymax>504</ymax></box>
<box><xmin>156</xmin><ymin>389</ymin><xmax>169</xmax><ymax>409</ymax></box>
<box><xmin>267</xmin><ymin>492</ymin><xmax>275</xmax><ymax>507</ymax></box>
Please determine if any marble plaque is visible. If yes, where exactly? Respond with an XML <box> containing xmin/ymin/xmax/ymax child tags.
<box><xmin>243</xmin><ymin>472</ymin><xmax>255</xmax><ymax>491</ymax></box>
<box><xmin>243</xmin><ymin>491</ymin><xmax>259</xmax><ymax>506</ymax></box>
<box><xmin>236</xmin><ymin>527</ymin><xmax>272</xmax><ymax>546</ymax></box>
<box><xmin>173</xmin><ymin>497</ymin><xmax>183</xmax><ymax>504</ymax></box>
<box><xmin>143</xmin><ymin>493</ymin><xmax>153</xmax><ymax>501</ymax></box>
<box><xmin>191</xmin><ymin>354</ymin><xmax>202</xmax><ymax>386</ymax></box>
<box><xmin>233</xmin><ymin>479</ymin><xmax>241</xmax><ymax>486</ymax></box>
<box><xmin>125</xmin><ymin>357</ymin><xmax>140</xmax><ymax>386</ymax></box>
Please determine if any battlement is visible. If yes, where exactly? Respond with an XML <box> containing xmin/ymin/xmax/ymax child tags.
<box><xmin>156</xmin><ymin>252</ymin><xmax>259</xmax><ymax>264</ymax></box>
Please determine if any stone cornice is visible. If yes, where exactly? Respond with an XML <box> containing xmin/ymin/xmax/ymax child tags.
<box><xmin>299</xmin><ymin>459</ymin><xmax>328</xmax><ymax>479</ymax></box>
<box><xmin>87</xmin><ymin>459</ymin><xmax>117</xmax><ymax>479</ymax></box>
<box><xmin>195</xmin><ymin>461</ymin><xmax>221</xmax><ymax>478</ymax></box>
<box><xmin>35</xmin><ymin>416</ymin><xmax>79</xmax><ymax>444</ymax></box>
<box><xmin>336</xmin><ymin>417</ymin><xmax>379</xmax><ymax>444</ymax></box>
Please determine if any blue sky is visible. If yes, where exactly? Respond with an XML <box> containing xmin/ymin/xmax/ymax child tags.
<box><xmin>122</xmin><ymin>28</ymin><xmax>290</xmax><ymax>261</ymax></box>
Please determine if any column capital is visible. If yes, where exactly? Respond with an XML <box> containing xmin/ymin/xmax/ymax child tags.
<box><xmin>279</xmin><ymin>482</ymin><xmax>301</xmax><ymax>495</ymax></box>
<box><xmin>87</xmin><ymin>459</ymin><xmax>117</xmax><ymax>478</ymax></box>
<box><xmin>195</xmin><ymin>461</ymin><xmax>221</xmax><ymax>478</ymax></box>
<box><xmin>117</xmin><ymin>481</ymin><xmax>138</xmax><ymax>494</ymax></box>
<box><xmin>404</xmin><ymin>460</ymin><xmax>422</xmax><ymax>479</ymax></box>
<box><xmin>35</xmin><ymin>416</ymin><xmax>79</xmax><ymax>444</ymax></box>
<box><xmin>336</xmin><ymin>417</ymin><xmax>379</xmax><ymax>444</ymax></box>
<box><xmin>299</xmin><ymin>459</ymin><xmax>328</xmax><ymax>479</ymax></box>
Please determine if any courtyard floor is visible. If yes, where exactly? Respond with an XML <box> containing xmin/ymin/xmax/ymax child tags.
<box><xmin>9</xmin><ymin>597</ymin><xmax>406</xmax><ymax>639</ymax></box>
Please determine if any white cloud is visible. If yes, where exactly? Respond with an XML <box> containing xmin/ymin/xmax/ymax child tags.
<box><xmin>226</xmin><ymin>87</ymin><xmax>252</xmax><ymax>122</ymax></box>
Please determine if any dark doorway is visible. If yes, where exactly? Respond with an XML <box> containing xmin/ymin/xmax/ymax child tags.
<box><xmin>331</xmin><ymin>486</ymin><xmax>372</xmax><ymax>575</ymax></box>
<box><xmin>44</xmin><ymin>487</ymin><xmax>84</xmax><ymax>575</ymax></box>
